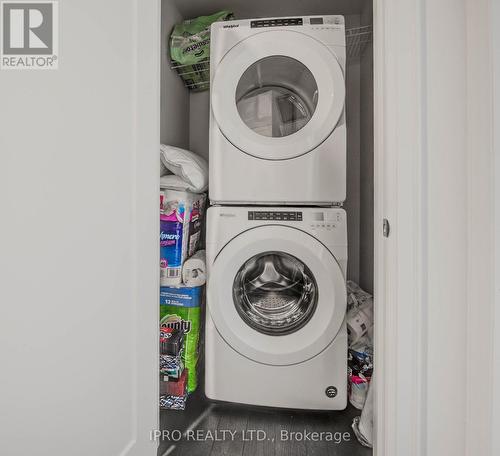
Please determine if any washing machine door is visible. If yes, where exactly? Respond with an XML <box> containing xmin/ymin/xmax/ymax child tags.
<box><xmin>211</xmin><ymin>30</ymin><xmax>345</xmax><ymax>160</ymax></box>
<box><xmin>208</xmin><ymin>225</ymin><xmax>346</xmax><ymax>366</ymax></box>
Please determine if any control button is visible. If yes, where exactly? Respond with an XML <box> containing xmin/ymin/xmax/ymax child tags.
<box><xmin>248</xmin><ymin>212</ymin><xmax>254</xmax><ymax>220</ymax></box>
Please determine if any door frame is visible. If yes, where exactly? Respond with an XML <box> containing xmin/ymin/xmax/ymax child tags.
<box><xmin>373</xmin><ymin>1</ymin><xmax>496</xmax><ymax>455</ymax></box>
<box><xmin>490</xmin><ymin>1</ymin><xmax>500</xmax><ymax>455</ymax></box>
<box><xmin>135</xmin><ymin>0</ymin><xmax>496</xmax><ymax>455</ymax></box>
<box><xmin>372</xmin><ymin>0</ymin><xmax>427</xmax><ymax>453</ymax></box>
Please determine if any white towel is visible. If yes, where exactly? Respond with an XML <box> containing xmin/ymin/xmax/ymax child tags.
<box><xmin>160</xmin><ymin>144</ymin><xmax>208</xmax><ymax>192</ymax></box>
<box><xmin>182</xmin><ymin>250</ymin><xmax>206</xmax><ymax>287</ymax></box>
<box><xmin>160</xmin><ymin>174</ymin><xmax>194</xmax><ymax>191</ymax></box>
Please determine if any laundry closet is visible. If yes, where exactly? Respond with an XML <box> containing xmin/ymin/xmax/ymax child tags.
<box><xmin>159</xmin><ymin>0</ymin><xmax>374</xmax><ymax>455</ymax></box>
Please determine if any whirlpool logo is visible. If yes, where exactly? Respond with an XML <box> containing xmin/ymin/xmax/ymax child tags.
<box><xmin>1</xmin><ymin>1</ymin><xmax>58</xmax><ymax>69</ymax></box>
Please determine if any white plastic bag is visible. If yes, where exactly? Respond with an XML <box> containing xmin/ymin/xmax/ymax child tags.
<box><xmin>352</xmin><ymin>373</ymin><xmax>374</xmax><ymax>448</ymax></box>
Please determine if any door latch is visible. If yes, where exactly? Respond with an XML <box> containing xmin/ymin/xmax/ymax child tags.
<box><xmin>383</xmin><ymin>218</ymin><xmax>390</xmax><ymax>237</ymax></box>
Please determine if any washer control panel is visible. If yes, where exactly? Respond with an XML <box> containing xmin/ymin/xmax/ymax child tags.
<box><xmin>248</xmin><ymin>211</ymin><xmax>303</xmax><ymax>221</ymax></box>
<box><xmin>250</xmin><ymin>18</ymin><xmax>303</xmax><ymax>28</ymax></box>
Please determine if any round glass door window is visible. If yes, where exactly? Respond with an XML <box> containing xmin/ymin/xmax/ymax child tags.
<box><xmin>235</xmin><ymin>56</ymin><xmax>319</xmax><ymax>138</ymax></box>
<box><xmin>233</xmin><ymin>251</ymin><xmax>318</xmax><ymax>335</ymax></box>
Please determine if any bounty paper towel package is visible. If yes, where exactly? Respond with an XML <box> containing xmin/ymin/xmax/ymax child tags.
<box><xmin>160</xmin><ymin>190</ymin><xmax>206</xmax><ymax>286</ymax></box>
<box><xmin>160</xmin><ymin>285</ymin><xmax>204</xmax><ymax>393</ymax></box>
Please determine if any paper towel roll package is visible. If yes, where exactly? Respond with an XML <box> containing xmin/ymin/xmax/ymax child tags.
<box><xmin>182</xmin><ymin>250</ymin><xmax>206</xmax><ymax>287</ymax></box>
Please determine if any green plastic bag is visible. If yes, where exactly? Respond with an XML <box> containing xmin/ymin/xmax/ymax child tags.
<box><xmin>170</xmin><ymin>11</ymin><xmax>233</xmax><ymax>91</ymax></box>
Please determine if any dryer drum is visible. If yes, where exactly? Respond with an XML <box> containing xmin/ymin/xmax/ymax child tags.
<box><xmin>232</xmin><ymin>251</ymin><xmax>318</xmax><ymax>335</ymax></box>
<box><xmin>235</xmin><ymin>56</ymin><xmax>319</xmax><ymax>138</ymax></box>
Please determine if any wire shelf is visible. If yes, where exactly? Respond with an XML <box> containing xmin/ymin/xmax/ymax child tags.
<box><xmin>346</xmin><ymin>25</ymin><xmax>373</xmax><ymax>58</ymax></box>
<box><xmin>170</xmin><ymin>25</ymin><xmax>373</xmax><ymax>89</ymax></box>
<box><xmin>170</xmin><ymin>58</ymin><xmax>210</xmax><ymax>91</ymax></box>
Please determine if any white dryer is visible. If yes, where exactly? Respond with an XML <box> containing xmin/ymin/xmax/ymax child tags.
<box><xmin>205</xmin><ymin>206</ymin><xmax>347</xmax><ymax>410</ymax></box>
<box><xmin>209</xmin><ymin>16</ymin><xmax>346</xmax><ymax>206</ymax></box>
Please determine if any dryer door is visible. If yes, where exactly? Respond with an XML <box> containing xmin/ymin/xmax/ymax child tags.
<box><xmin>211</xmin><ymin>30</ymin><xmax>345</xmax><ymax>160</ymax></box>
<box><xmin>208</xmin><ymin>225</ymin><xmax>346</xmax><ymax>366</ymax></box>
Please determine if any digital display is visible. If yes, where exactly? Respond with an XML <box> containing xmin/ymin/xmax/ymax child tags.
<box><xmin>310</xmin><ymin>18</ymin><xmax>324</xmax><ymax>25</ymax></box>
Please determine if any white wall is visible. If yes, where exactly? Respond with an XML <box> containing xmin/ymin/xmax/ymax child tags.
<box><xmin>344</xmin><ymin>12</ymin><xmax>375</xmax><ymax>293</ymax></box>
<box><xmin>345</xmin><ymin>15</ymin><xmax>362</xmax><ymax>285</ymax></box>
<box><xmin>344</xmin><ymin>15</ymin><xmax>361</xmax><ymax>282</ymax></box>
<box><xmin>465</xmin><ymin>0</ymin><xmax>494</xmax><ymax>455</ymax></box>
<box><xmin>491</xmin><ymin>0</ymin><xmax>500</xmax><ymax>453</ymax></box>
<box><xmin>161</xmin><ymin>1</ymin><xmax>190</xmax><ymax>147</ymax></box>
<box><xmin>172</xmin><ymin>0</ymin><xmax>365</xmax><ymax>19</ymax></box>
<box><xmin>0</xmin><ymin>0</ymin><xmax>159</xmax><ymax>454</ymax></box>
<box><xmin>425</xmin><ymin>0</ymin><xmax>468</xmax><ymax>453</ymax></box>
<box><xmin>359</xmin><ymin>2</ymin><xmax>374</xmax><ymax>293</ymax></box>
<box><xmin>189</xmin><ymin>90</ymin><xmax>210</xmax><ymax>162</ymax></box>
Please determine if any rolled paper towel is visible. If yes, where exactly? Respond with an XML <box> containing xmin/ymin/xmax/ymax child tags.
<box><xmin>182</xmin><ymin>250</ymin><xmax>206</xmax><ymax>287</ymax></box>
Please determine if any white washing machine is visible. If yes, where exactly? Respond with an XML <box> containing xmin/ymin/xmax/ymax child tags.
<box><xmin>205</xmin><ymin>206</ymin><xmax>347</xmax><ymax>410</ymax></box>
<box><xmin>209</xmin><ymin>16</ymin><xmax>346</xmax><ymax>206</ymax></box>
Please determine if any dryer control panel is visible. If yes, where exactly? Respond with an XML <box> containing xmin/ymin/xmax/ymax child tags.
<box><xmin>248</xmin><ymin>211</ymin><xmax>303</xmax><ymax>221</ymax></box>
<box><xmin>250</xmin><ymin>18</ymin><xmax>303</xmax><ymax>28</ymax></box>
<box><xmin>249</xmin><ymin>16</ymin><xmax>344</xmax><ymax>28</ymax></box>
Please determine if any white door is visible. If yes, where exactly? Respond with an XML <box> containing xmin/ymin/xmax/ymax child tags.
<box><xmin>208</xmin><ymin>225</ymin><xmax>346</xmax><ymax>365</ymax></box>
<box><xmin>211</xmin><ymin>30</ymin><xmax>345</xmax><ymax>159</ymax></box>
<box><xmin>0</xmin><ymin>1</ymin><xmax>158</xmax><ymax>455</ymax></box>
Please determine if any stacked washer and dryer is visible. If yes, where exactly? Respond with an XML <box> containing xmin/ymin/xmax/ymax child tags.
<box><xmin>206</xmin><ymin>15</ymin><xmax>348</xmax><ymax>410</ymax></box>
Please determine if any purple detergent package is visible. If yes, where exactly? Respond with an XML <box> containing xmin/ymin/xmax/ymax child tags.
<box><xmin>160</xmin><ymin>190</ymin><xmax>206</xmax><ymax>286</ymax></box>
